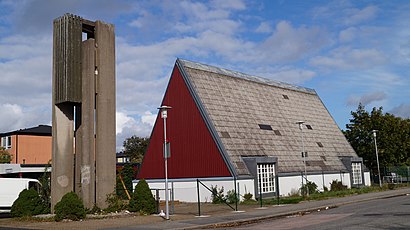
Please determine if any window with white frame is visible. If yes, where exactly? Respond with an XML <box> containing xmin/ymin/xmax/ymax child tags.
<box><xmin>352</xmin><ymin>162</ymin><xmax>362</xmax><ymax>185</ymax></box>
<box><xmin>1</xmin><ymin>136</ymin><xmax>12</xmax><ymax>149</ymax></box>
<box><xmin>257</xmin><ymin>163</ymin><xmax>275</xmax><ymax>193</ymax></box>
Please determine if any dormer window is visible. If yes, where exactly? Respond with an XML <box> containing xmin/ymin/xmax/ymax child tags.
<box><xmin>258</xmin><ymin>124</ymin><xmax>273</xmax><ymax>130</ymax></box>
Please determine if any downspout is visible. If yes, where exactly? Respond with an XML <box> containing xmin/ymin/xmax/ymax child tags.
<box><xmin>15</xmin><ymin>134</ymin><xmax>18</xmax><ymax>164</ymax></box>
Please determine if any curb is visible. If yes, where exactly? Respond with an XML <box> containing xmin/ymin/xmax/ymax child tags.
<box><xmin>176</xmin><ymin>190</ymin><xmax>410</xmax><ymax>229</ymax></box>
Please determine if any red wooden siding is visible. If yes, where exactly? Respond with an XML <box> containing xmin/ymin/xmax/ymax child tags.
<box><xmin>137</xmin><ymin>65</ymin><xmax>231</xmax><ymax>179</ymax></box>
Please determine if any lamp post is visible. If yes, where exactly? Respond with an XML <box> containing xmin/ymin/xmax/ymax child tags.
<box><xmin>296</xmin><ymin>121</ymin><xmax>308</xmax><ymax>196</ymax></box>
<box><xmin>372</xmin><ymin>130</ymin><xmax>382</xmax><ymax>188</ymax></box>
<box><xmin>158</xmin><ymin>105</ymin><xmax>172</xmax><ymax>220</ymax></box>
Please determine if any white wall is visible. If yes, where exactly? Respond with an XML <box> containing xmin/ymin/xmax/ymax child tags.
<box><xmin>279</xmin><ymin>172</ymin><xmax>352</xmax><ymax>196</ymax></box>
<box><xmin>138</xmin><ymin>171</ymin><xmax>367</xmax><ymax>202</ymax></box>
<box><xmin>278</xmin><ymin>175</ymin><xmax>301</xmax><ymax>196</ymax></box>
<box><xmin>136</xmin><ymin>178</ymin><xmax>254</xmax><ymax>203</ymax></box>
<box><xmin>364</xmin><ymin>171</ymin><xmax>371</xmax><ymax>186</ymax></box>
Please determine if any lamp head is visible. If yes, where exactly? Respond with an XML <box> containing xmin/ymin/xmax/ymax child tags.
<box><xmin>158</xmin><ymin>105</ymin><xmax>172</xmax><ymax>119</ymax></box>
<box><xmin>372</xmin><ymin>129</ymin><xmax>377</xmax><ymax>138</ymax></box>
<box><xmin>158</xmin><ymin>105</ymin><xmax>172</xmax><ymax>110</ymax></box>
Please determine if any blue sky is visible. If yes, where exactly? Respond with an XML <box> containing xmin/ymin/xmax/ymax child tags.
<box><xmin>1</xmin><ymin>0</ymin><xmax>409</xmax><ymax>150</ymax></box>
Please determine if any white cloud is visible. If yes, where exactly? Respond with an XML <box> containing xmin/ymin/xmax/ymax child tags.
<box><xmin>355</xmin><ymin>70</ymin><xmax>404</xmax><ymax>91</ymax></box>
<box><xmin>210</xmin><ymin>0</ymin><xmax>246</xmax><ymax>10</ymax></box>
<box><xmin>4</xmin><ymin>0</ymin><xmax>133</xmax><ymax>35</ymax></box>
<box><xmin>255</xmin><ymin>21</ymin><xmax>273</xmax><ymax>33</ymax></box>
<box><xmin>391</xmin><ymin>9</ymin><xmax>410</xmax><ymax>65</ymax></box>
<box><xmin>180</xmin><ymin>1</ymin><xmax>230</xmax><ymax>21</ymax></box>
<box><xmin>141</xmin><ymin>111</ymin><xmax>157</xmax><ymax>126</ymax></box>
<box><xmin>253</xmin><ymin>66</ymin><xmax>316</xmax><ymax>84</ymax></box>
<box><xmin>120</xmin><ymin>5</ymin><xmax>329</xmax><ymax>72</ymax></box>
<box><xmin>311</xmin><ymin>3</ymin><xmax>378</xmax><ymax>26</ymax></box>
<box><xmin>195</xmin><ymin>30</ymin><xmax>253</xmax><ymax>59</ymax></box>
<box><xmin>338</xmin><ymin>27</ymin><xmax>357</xmax><ymax>43</ymax></box>
<box><xmin>116</xmin><ymin>111</ymin><xmax>134</xmax><ymax>135</ymax></box>
<box><xmin>389</xmin><ymin>104</ymin><xmax>410</xmax><ymax>119</ymax></box>
<box><xmin>0</xmin><ymin>33</ymin><xmax>52</xmax><ymax>111</ymax></box>
<box><xmin>115</xmin><ymin>111</ymin><xmax>154</xmax><ymax>151</ymax></box>
<box><xmin>338</xmin><ymin>26</ymin><xmax>386</xmax><ymax>45</ymax></box>
<box><xmin>256</xmin><ymin>21</ymin><xmax>330</xmax><ymax>63</ymax></box>
<box><xmin>127</xmin><ymin>0</ymin><xmax>246</xmax><ymax>38</ymax></box>
<box><xmin>0</xmin><ymin>35</ymin><xmax>51</xmax><ymax>60</ymax></box>
<box><xmin>0</xmin><ymin>104</ymin><xmax>24</xmax><ymax>132</ymax></box>
<box><xmin>129</xmin><ymin>18</ymin><xmax>144</xmax><ymax>28</ymax></box>
<box><xmin>0</xmin><ymin>104</ymin><xmax>50</xmax><ymax>133</ymax></box>
<box><xmin>0</xmin><ymin>34</ymin><xmax>52</xmax><ymax>133</ymax></box>
<box><xmin>171</xmin><ymin>4</ymin><xmax>242</xmax><ymax>35</ymax></box>
<box><xmin>344</xmin><ymin>5</ymin><xmax>378</xmax><ymax>26</ymax></box>
<box><xmin>310</xmin><ymin>47</ymin><xmax>387</xmax><ymax>70</ymax></box>
<box><xmin>347</xmin><ymin>91</ymin><xmax>387</xmax><ymax>106</ymax></box>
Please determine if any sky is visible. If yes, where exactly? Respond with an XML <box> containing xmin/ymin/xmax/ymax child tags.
<box><xmin>1</xmin><ymin>0</ymin><xmax>409</xmax><ymax>151</ymax></box>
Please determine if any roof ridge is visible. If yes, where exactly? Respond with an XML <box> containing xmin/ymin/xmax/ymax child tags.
<box><xmin>177</xmin><ymin>59</ymin><xmax>316</xmax><ymax>95</ymax></box>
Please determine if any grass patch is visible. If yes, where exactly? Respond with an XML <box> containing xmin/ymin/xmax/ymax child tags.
<box><xmin>243</xmin><ymin>184</ymin><xmax>410</xmax><ymax>206</ymax></box>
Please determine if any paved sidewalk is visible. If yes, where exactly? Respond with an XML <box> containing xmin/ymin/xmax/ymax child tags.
<box><xmin>109</xmin><ymin>187</ymin><xmax>410</xmax><ymax>230</ymax></box>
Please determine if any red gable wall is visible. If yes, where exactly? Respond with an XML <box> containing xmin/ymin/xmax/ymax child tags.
<box><xmin>137</xmin><ymin>65</ymin><xmax>231</xmax><ymax>179</ymax></box>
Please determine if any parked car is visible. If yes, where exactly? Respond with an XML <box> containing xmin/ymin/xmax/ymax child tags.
<box><xmin>0</xmin><ymin>178</ymin><xmax>41</xmax><ymax>213</ymax></box>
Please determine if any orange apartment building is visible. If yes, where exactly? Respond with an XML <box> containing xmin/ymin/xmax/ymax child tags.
<box><xmin>0</xmin><ymin>125</ymin><xmax>52</xmax><ymax>164</ymax></box>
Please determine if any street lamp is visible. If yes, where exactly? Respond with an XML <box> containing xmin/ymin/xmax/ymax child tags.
<box><xmin>372</xmin><ymin>130</ymin><xmax>382</xmax><ymax>188</ymax></box>
<box><xmin>158</xmin><ymin>105</ymin><xmax>172</xmax><ymax>220</ymax></box>
<box><xmin>296</xmin><ymin>121</ymin><xmax>308</xmax><ymax>196</ymax></box>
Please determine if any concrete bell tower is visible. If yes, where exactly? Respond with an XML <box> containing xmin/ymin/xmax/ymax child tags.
<box><xmin>51</xmin><ymin>13</ymin><xmax>116</xmax><ymax>210</ymax></box>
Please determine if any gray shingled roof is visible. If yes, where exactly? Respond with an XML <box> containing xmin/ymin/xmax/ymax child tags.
<box><xmin>177</xmin><ymin>59</ymin><xmax>358</xmax><ymax>176</ymax></box>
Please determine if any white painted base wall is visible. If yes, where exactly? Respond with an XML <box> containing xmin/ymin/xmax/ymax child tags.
<box><xmin>279</xmin><ymin>172</ymin><xmax>351</xmax><ymax>196</ymax></box>
<box><xmin>364</xmin><ymin>172</ymin><xmax>371</xmax><ymax>186</ymax></box>
<box><xmin>136</xmin><ymin>178</ymin><xmax>254</xmax><ymax>203</ymax></box>
<box><xmin>136</xmin><ymin>172</ymin><xmax>371</xmax><ymax>202</ymax></box>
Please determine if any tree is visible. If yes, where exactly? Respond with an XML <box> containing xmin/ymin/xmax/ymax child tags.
<box><xmin>39</xmin><ymin>162</ymin><xmax>51</xmax><ymax>210</ymax></box>
<box><xmin>128</xmin><ymin>179</ymin><xmax>156</xmax><ymax>214</ymax></box>
<box><xmin>0</xmin><ymin>147</ymin><xmax>12</xmax><ymax>163</ymax></box>
<box><xmin>123</xmin><ymin>136</ymin><xmax>149</xmax><ymax>163</ymax></box>
<box><xmin>116</xmin><ymin>163</ymin><xmax>134</xmax><ymax>199</ymax></box>
<box><xmin>344</xmin><ymin>104</ymin><xmax>410</xmax><ymax>169</ymax></box>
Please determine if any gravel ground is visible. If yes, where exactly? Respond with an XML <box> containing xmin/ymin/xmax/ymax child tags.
<box><xmin>0</xmin><ymin>202</ymin><xmax>260</xmax><ymax>229</ymax></box>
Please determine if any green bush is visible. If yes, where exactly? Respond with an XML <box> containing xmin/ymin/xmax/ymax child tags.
<box><xmin>301</xmin><ymin>181</ymin><xmax>318</xmax><ymax>196</ymax></box>
<box><xmin>387</xmin><ymin>183</ymin><xmax>395</xmax><ymax>190</ymax></box>
<box><xmin>11</xmin><ymin>188</ymin><xmax>49</xmax><ymax>217</ymax></box>
<box><xmin>243</xmin><ymin>193</ymin><xmax>253</xmax><ymax>201</ymax></box>
<box><xmin>225</xmin><ymin>189</ymin><xmax>238</xmax><ymax>204</ymax></box>
<box><xmin>54</xmin><ymin>192</ymin><xmax>86</xmax><ymax>221</ymax></box>
<box><xmin>105</xmin><ymin>192</ymin><xmax>126</xmax><ymax>213</ymax></box>
<box><xmin>87</xmin><ymin>205</ymin><xmax>102</xmax><ymax>215</ymax></box>
<box><xmin>241</xmin><ymin>193</ymin><xmax>256</xmax><ymax>204</ymax></box>
<box><xmin>330</xmin><ymin>180</ymin><xmax>347</xmax><ymax>191</ymax></box>
<box><xmin>211</xmin><ymin>185</ymin><xmax>225</xmax><ymax>204</ymax></box>
<box><xmin>129</xmin><ymin>179</ymin><xmax>156</xmax><ymax>214</ymax></box>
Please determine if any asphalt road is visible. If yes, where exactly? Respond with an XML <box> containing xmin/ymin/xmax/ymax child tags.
<box><xmin>233</xmin><ymin>195</ymin><xmax>410</xmax><ymax>230</ymax></box>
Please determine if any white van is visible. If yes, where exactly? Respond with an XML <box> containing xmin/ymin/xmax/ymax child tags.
<box><xmin>0</xmin><ymin>178</ymin><xmax>41</xmax><ymax>213</ymax></box>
